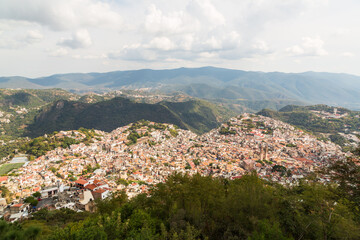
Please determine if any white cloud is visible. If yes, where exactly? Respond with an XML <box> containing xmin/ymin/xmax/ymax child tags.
<box><xmin>342</xmin><ymin>52</ymin><xmax>354</xmax><ymax>57</ymax></box>
<box><xmin>187</xmin><ymin>0</ymin><xmax>225</xmax><ymax>26</ymax></box>
<box><xmin>1</xmin><ymin>0</ymin><xmax>359</xmax><ymax>77</ymax></box>
<box><xmin>146</xmin><ymin>37</ymin><xmax>176</xmax><ymax>51</ymax></box>
<box><xmin>26</xmin><ymin>30</ymin><xmax>43</xmax><ymax>43</ymax></box>
<box><xmin>286</xmin><ymin>37</ymin><xmax>328</xmax><ymax>57</ymax></box>
<box><xmin>252</xmin><ymin>40</ymin><xmax>270</xmax><ymax>53</ymax></box>
<box><xmin>48</xmin><ymin>47</ymin><xmax>68</xmax><ymax>57</ymax></box>
<box><xmin>0</xmin><ymin>0</ymin><xmax>122</xmax><ymax>31</ymax></box>
<box><xmin>144</xmin><ymin>5</ymin><xmax>189</xmax><ymax>35</ymax></box>
<box><xmin>72</xmin><ymin>54</ymin><xmax>106</xmax><ymax>60</ymax></box>
<box><xmin>58</xmin><ymin>29</ymin><xmax>92</xmax><ymax>49</ymax></box>
<box><xmin>0</xmin><ymin>29</ymin><xmax>43</xmax><ymax>48</ymax></box>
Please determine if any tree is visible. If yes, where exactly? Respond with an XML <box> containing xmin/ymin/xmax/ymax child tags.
<box><xmin>24</xmin><ymin>196</ymin><xmax>38</xmax><ymax>207</ymax></box>
<box><xmin>326</xmin><ymin>158</ymin><xmax>360</xmax><ymax>205</ymax></box>
<box><xmin>32</xmin><ymin>192</ymin><xmax>41</xmax><ymax>198</ymax></box>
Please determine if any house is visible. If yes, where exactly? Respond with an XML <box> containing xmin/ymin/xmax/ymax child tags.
<box><xmin>92</xmin><ymin>188</ymin><xmax>110</xmax><ymax>200</ymax></box>
<box><xmin>74</xmin><ymin>179</ymin><xmax>89</xmax><ymax>189</ymax></box>
<box><xmin>77</xmin><ymin>190</ymin><xmax>96</xmax><ymax>212</ymax></box>
<box><xmin>0</xmin><ymin>176</ymin><xmax>8</xmax><ymax>184</ymax></box>
<box><xmin>0</xmin><ymin>198</ymin><xmax>7</xmax><ymax>213</ymax></box>
<box><xmin>40</xmin><ymin>184</ymin><xmax>70</xmax><ymax>198</ymax></box>
<box><xmin>8</xmin><ymin>203</ymin><xmax>30</xmax><ymax>222</ymax></box>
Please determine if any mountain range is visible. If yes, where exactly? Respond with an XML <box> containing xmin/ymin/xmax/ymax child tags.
<box><xmin>2</xmin><ymin>67</ymin><xmax>360</xmax><ymax>111</ymax></box>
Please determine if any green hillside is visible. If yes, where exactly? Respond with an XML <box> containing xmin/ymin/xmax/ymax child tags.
<box><xmin>0</xmin><ymin>89</ymin><xmax>79</xmax><ymax>140</ymax></box>
<box><xmin>25</xmin><ymin>97</ymin><xmax>233</xmax><ymax>137</ymax></box>
<box><xmin>258</xmin><ymin>104</ymin><xmax>360</xmax><ymax>149</ymax></box>
<box><xmin>0</xmin><ymin>88</ymin><xmax>78</xmax><ymax>110</ymax></box>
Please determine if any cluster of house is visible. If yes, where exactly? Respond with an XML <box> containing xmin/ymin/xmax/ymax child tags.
<box><xmin>310</xmin><ymin>108</ymin><xmax>348</xmax><ymax>119</ymax></box>
<box><xmin>0</xmin><ymin>176</ymin><xmax>110</xmax><ymax>222</ymax></box>
<box><xmin>0</xmin><ymin>114</ymin><xmax>353</xmax><ymax>221</ymax></box>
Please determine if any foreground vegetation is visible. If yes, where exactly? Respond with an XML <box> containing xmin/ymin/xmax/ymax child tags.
<box><xmin>1</xmin><ymin>157</ymin><xmax>360</xmax><ymax>240</ymax></box>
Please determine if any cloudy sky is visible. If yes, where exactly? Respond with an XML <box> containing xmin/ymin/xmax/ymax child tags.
<box><xmin>0</xmin><ymin>0</ymin><xmax>359</xmax><ymax>77</ymax></box>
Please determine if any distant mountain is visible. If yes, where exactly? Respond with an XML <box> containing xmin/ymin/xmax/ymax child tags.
<box><xmin>2</xmin><ymin>67</ymin><xmax>360</xmax><ymax>111</ymax></box>
<box><xmin>25</xmin><ymin>97</ymin><xmax>233</xmax><ymax>137</ymax></box>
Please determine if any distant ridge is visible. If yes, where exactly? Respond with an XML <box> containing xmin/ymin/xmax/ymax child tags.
<box><xmin>1</xmin><ymin>66</ymin><xmax>360</xmax><ymax>110</ymax></box>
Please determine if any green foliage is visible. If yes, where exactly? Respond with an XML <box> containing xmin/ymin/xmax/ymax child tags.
<box><xmin>116</xmin><ymin>178</ymin><xmax>129</xmax><ymax>186</ymax></box>
<box><xmin>219</xmin><ymin>126</ymin><xmax>236</xmax><ymax>135</ymax></box>
<box><xmin>26</xmin><ymin>97</ymin><xmax>231</xmax><ymax>137</ymax></box>
<box><xmin>24</xmin><ymin>196</ymin><xmax>38</xmax><ymax>206</ymax></box>
<box><xmin>329</xmin><ymin>133</ymin><xmax>347</xmax><ymax>147</ymax></box>
<box><xmin>32</xmin><ymin>192</ymin><xmax>41</xmax><ymax>198</ymax></box>
<box><xmin>325</xmin><ymin>158</ymin><xmax>360</xmax><ymax>205</ymax></box>
<box><xmin>272</xmin><ymin>165</ymin><xmax>287</xmax><ymax>174</ymax></box>
<box><xmin>169</xmin><ymin>128</ymin><xmax>179</xmax><ymax>137</ymax></box>
<box><xmin>0</xmin><ymin>220</ymin><xmax>41</xmax><ymax>240</ymax></box>
<box><xmin>127</xmin><ymin>131</ymin><xmax>141</xmax><ymax>145</ymax></box>
<box><xmin>249</xmin><ymin>220</ymin><xmax>292</xmax><ymax>240</ymax></box>
<box><xmin>193</xmin><ymin>159</ymin><xmax>200</xmax><ymax>166</ymax></box>
<box><xmin>0</xmin><ymin>186</ymin><xmax>10</xmax><ymax>198</ymax></box>
<box><xmin>19</xmin><ymin>129</ymin><xmax>96</xmax><ymax>158</ymax></box>
<box><xmin>0</xmin><ymin>140</ymin><xmax>27</xmax><ymax>161</ymax></box>
<box><xmin>3</xmin><ymin>172</ymin><xmax>360</xmax><ymax>239</ymax></box>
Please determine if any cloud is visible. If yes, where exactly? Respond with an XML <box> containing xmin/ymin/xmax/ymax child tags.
<box><xmin>342</xmin><ymin>52</ymin><xmax>354</xmax><ymax>57</ymax></box>
<box><xmin>48</xmin><ymin>47</ymin><xmax>68</xmax><ymax>57</ymax></box>
<box><xmin>58</xmin><ymin>29</ymin><xmax>92</xmax><ymax>49</ymax></box>
<box><xmin>146</xmin><ymin>37</ymin><xmax>176</xmax><ymax>51</ymax></box>
<box><xmin>187</xmin><ymin>0</ymin><xmax>225</xmax><ymax>26</ymax></box>
<box><xmin>144</xmin><ymin>5</ymin><xmax>189</xmax><ymax>35</ymax></box>
<box><xmin>26</xmin><ymin>30</ymin><xmax>43</xmax><ymax>43</ymax></box>
<box><xmin>286</xmin><ymin>37</ymin><xmax>328</xmax><ymax>57</ymax></box>
<box><xmin>0</xmin><ymin>0</ymin><xmax>122</xmax><ymax>31</ymax></box>
<box><xmin>0</xmin><ymin>29</ymin><xmax>43</xmax><ymax>49</ymax></box>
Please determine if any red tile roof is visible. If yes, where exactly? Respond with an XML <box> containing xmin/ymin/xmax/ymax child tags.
<box><xmin>12</xmin><ymin>203</ymin><xmax>23</xmax><ymax>208</ymax></box>
<box><xmin>75</xmin><ymin>179</ymin><xmax>88</xmax><ymax>185</ymax></box>
<box><xmin>85</xmin><ymin>184</ymin><xmax>97</xmax><ymax>190</ymax></box>
<box><xmin>0</xmin><ymin>176</ymin><xmax>8</xmax><ymax>182</ymax></box>
<box><xmin>93</xmin><ymin>188</ymin><xmax>106</xmax><ymax>194</ymax></box>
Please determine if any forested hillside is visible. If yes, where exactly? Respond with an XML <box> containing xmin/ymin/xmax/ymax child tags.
<box><xmin>25</xmin><ymin>97</ymin><xmax>232</xmax><ymax>137</ymax></box>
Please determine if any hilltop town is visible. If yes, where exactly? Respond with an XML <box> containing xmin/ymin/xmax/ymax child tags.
<box><xmin>0</xmin><ymin>114</ymin><xmax>350</xmax><ymax>221</ymax></box>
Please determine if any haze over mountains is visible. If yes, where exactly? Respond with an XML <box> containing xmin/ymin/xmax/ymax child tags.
<box><xmin>1</xmin><ymin>67</ymin><xmax>360</xmax><ymax>111</ymax></box>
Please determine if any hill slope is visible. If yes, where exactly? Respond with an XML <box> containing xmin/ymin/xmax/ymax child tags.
<box><xmin>25</xmin><ymin>97</ymin><xmax>232</xmax><ymax>137</ymax></box>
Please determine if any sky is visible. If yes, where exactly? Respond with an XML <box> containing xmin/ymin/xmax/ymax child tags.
<box><xmin>0</xmin><ymin>0</ymin><xmax>359</xmax><ymax>78</ymax></box>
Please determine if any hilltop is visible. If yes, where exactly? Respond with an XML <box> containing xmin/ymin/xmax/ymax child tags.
<box><xmin>258</xmin><ymin>104</ymin><xmax>360</xmax><ymax>150</ymax></box>
<box><xmin>0</xmin><ymin>89</ymin><xmax>79</xmax><ymax>140</ymax></box>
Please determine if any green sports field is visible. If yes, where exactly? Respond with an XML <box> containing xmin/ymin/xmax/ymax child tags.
<box><xmin>0</xmin><ymin>163</ymin><xmax>24</xmax><ymax>175</ymax></box>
